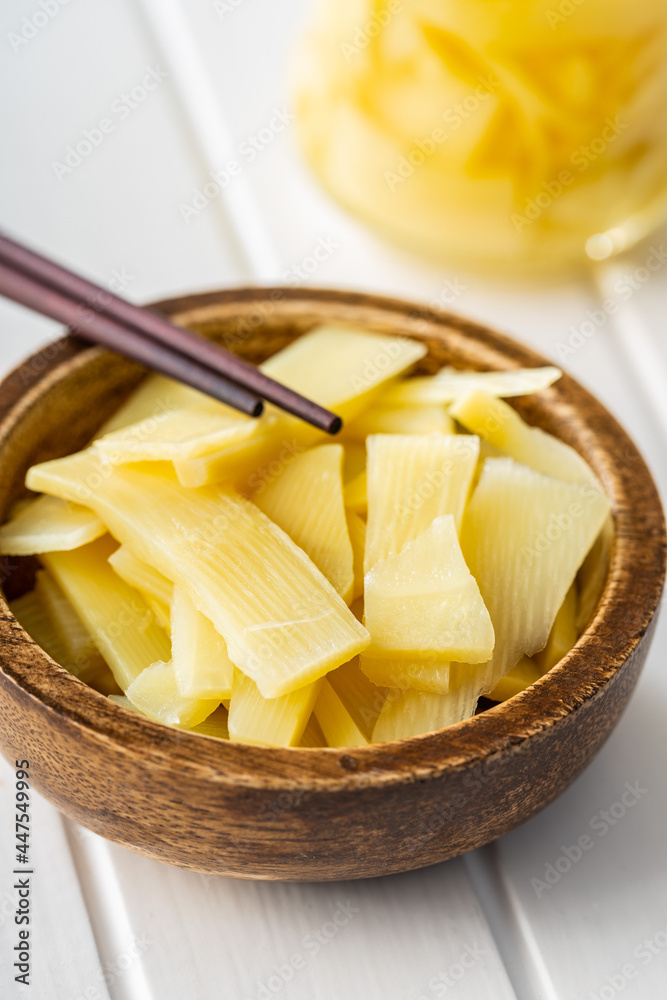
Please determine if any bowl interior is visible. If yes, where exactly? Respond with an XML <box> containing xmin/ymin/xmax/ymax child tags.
<box><xmin>0</xmin><ymin>287</ymin><xmax>664</xmax><ymax>792</ymax></box>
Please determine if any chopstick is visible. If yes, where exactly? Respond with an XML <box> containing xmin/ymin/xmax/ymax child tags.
<box><xmin>0</xmin><ymin>233</ymin><xmax>343</xmax><ymax>433</ymax></box>
<box><xmin>0</xmin><ymin>259</ymin><xmax>263</xmax><ymax>415</ymax></box>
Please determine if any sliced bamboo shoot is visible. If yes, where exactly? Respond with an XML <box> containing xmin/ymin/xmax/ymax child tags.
<box><xmin>9</xmin><ymin>589</ymin><xmax>68</xmax><ymax>665</ymax></box>
<box><xmin>260</xmin><ymin>324</ymin><xmax>427</xmax><ymax>419</ymax></box>
<box><xmin>95</xmin><ymin>403</ymin><xmax>260</xmax><ymax>463</ymax></box>
<box><xmin>382</xmin><ymin>366</ymin><xmax>561</xmax><ymax>407</ymax></box>
<box><xmin>343</xmin><ymin>470</ymin><xmax>367</xmax><ymax>516</ymax></box>
<box><xmin>125</xmin><ymin>659</ymin><xmax>219</xmax><ymax>727</ymax></box>
<box><xmin>344</xmin><ymin>404</ymin><xmax>454</xmax><ymax>439</ymax></box>
<box><xmin>535</xmin><ymin>582</ymin><xmax>578</xmax><ymax>672</ymax></box>
<box><xmin>173</xmin><ymin>325</ymin><xmax>427</xmax><ymax>488</ymax></box>
<box><xmin>28</xmin><ymin>452</ymin><xmax>369</xmax><ymax>697</ymax></box>
<box><xmin>40</xmin><ymin>535</ymin><xmax>171</xmax><ymax>691</ymax></box>
<box><xmin>326</xmin><ymin>658</ymin><xmax>386</xmax><ymax>740</ymax></box>
<box><xmin>365</xmin><ymin>514</ymin><xmax>495</xmax><ymax>663</ymax></box>
<box><xmin>108</xmin><ymin>545</ymin><xmax>174</xmax><ymax>607</ymax></box>
<box><xmin>460</xmin><ymin>457</ymin><xmax>610</xmax><ymax>691</ymax></box>
<box><xmin>346</xmin><ymin>510</ymin><xmax>366</xmax><ymax>601</ymax></box>
<box><xmin>0</xmin><ymin>494</ymin><xmax>105</xmax><ymax>555</ymax></box>
<box><xmin>373</xmin><ymin>681</ymin><xmax>479</xmax><ymax>742</ymax></box>
<box><xmin>488</xmin><ymin>657</ymin><xmax>542</xmax><ymax>702</ymax></box>
<box><xmin>254</xmin><ymin>444</ymin><xmax>354</xmax><ymax>602</ymax></box>
<box><xmin>171</xmin><ymin>587</ymin><xmax>234</xmax><ymax>699</ymax></box>
<box><xmin>35</xmin><ymin>569</ymin><xmax>109</xmax><ymax>684</ymax></box>
<box><xmin>97</xmin><ymin>374</ymin><xmax>213</xmax><ymax>436</ymax></box>
<box><xmin>365</xmin><ymin>433</ymin><xmax>480</xmax><ymax>572</ymax></box>
<box><xmin>359</xmin><ymin>655</ymin><xmax>450</xmax><ymax>694</ymax></box>
<box><xmin>314</xmin><ymin>681</ymin><xmax>369</xmax><ymax>747</ymax></box>
<box><xmin>450</xmin><ymin>389</ymin><xmax>599</xmax><ymax>486</ymax></box>
<box><xmin>300</xmin><ymin>712</ymin><xmax>327</xmax><ymax>747</ymax></box>
<box><xmin>191</xmin><ymin>705</ymin><xmax>230</xmax><ymax>739</ymax></box>
<box><xmin>228</xmin><ymin>669</ymin><xmax>321</xmax><ymax>746</ymax></box>
<box><xmin>576</xmin><ymin>514</ymin><xmax>614</xmax><ymax>632</ymax></box>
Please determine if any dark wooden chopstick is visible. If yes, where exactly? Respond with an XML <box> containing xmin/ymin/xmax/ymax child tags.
<box><xmin>0</xmin><ymin>233</ymin><xmax>342</xmax><ymax>434</ymax></box>
<box><xmin>0</xmin><ymin>258</ymin><xmax>264</xmax><ymax>417</ymax></box>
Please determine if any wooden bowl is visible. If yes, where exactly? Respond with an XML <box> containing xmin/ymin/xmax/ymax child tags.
<box><xmin>0</xmin><ymin>288</ymin><xmax>664</xmax><ymax>882</ymax></box>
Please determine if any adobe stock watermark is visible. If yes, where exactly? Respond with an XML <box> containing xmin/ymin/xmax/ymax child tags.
<box><xmin>339</xmin><ymin>0</ymin><xmax>403</xmax><ymax>63</ymax></box>
<box><xmin>385</xmin><ymin>76</ymin><xmax>501</xmax><ymax>192</ymax></box>
<box><xmin>530</xmin><ymin>780</ymin><xmax>648</xmax><ymax>897</ymax></box>
<box><xmin>52</xmin><ymin>66</ymin><xmax>168</xmax><ymax>180</ymax></box>
<box><xmin>554</xmin><ymin>244</ymin><xmax>667</xmax><ymax>362</ymax></box>
<box><xmin>212</xmin><ymin>0</ymin><xmax>245</xmax><ymax>17</ymax></box>
<box><xmin>18</xmin><ymin>265</ymin><xmax>135</xmax><ymax>385</ymax></box>
<box><xmin>520</xmin><ymin>482</ymin><xmax>607</xmax><ymax>568</ymax></box>
<box><xmin>405</xmin><ymin>278</ymin><xmax>468</xmax><ymax>337</ymax></box>
<box><xmin>546</xmin><ymin>0</ymin><xmax>588</xmax><ymax>30</ymax></box>
<box><xmin>416</xmin><ymin>943</ymin><xmax>488</xmax><ymax>999</ymax></box>
<box><xmin>8</xmin><ymin>0</ymin><xmax>74</xmax><ymax>54</ymax></box>
<box><xmin>179</xmin><ymin>106</ymin><xmax>294</xmax><ymax>223</ymax></box>
<box><xmin>587</xmin><ymin>920</ymin><xmax>667</xmax><ymax>1000</ymax></box>
<box><xmin>511</xmin><ymin>116</ymin><xmax>628</xmax><ymax>232</ymax></box>
<box><xmin>242</xmin><ymin>899</ymin><xmax>360</xmax><ymax>1000</ymax></box>
<box><xmin>68</xmin><ymin>933</ymin><xmax>154</xmax><ymax>1000</ymax></box>
<box><xmin>219</xmin><ymin>234</ymin><xmax>341</xmax><ymax>349</ymax></box>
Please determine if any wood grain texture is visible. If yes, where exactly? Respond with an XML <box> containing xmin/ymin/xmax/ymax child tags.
<box><xmin>0</xmin><ymin>287</ymin><xmax>664</xmax><ymax>881</ymax></box>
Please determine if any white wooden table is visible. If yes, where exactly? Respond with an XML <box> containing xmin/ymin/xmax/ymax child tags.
<box><xmin>1</xmin><ymin>2</ymin><xmax>666</xmax><ymax>997</ymax></box>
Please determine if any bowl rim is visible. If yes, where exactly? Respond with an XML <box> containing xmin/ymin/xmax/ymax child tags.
<box><xmin>0</xmin><ymin>285</ymin><xmax>664</xmax><ymax>793</ymax></box>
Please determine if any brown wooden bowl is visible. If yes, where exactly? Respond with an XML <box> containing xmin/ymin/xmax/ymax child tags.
<box><xmin>0</xmin><ymin>287</ymin><xmax>664</xmax><ymax>882</ymax></box>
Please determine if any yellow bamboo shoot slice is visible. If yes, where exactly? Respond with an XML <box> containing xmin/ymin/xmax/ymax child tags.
<box><xmin>344</xmin><ymin>404</ymin><xmax>454</xmax><ymax>439</ymax></box>
<box><xmin>35</xmin><ymin>570</ymin><xmax>109</xmax><ymax>683</ymax></box>
<box><xmin>326</xmin><ymin>658</ymin><xmax>386</xmax><ymax>740</ymax></box>
<box><xmin>343</xmin><ymin>441</ymin><xmax>366</xmax><ymax>482</ymax></box>
<box><xmin>260</xmin><ymin>324</ymin><xmax>427</xmax><ymax>419</ymax></box>
<box><xmin>359</xmin><ymin>655</ymin><xmax>450</xmax><ymax>694</ymax></box>
<box><xmin>576</xmin><ymin>514</ymin><xmax>614</xmax><ymax>632</ymax></box>
<box><xmin>0</xmin><ymin>494</ymin><xmax>105</xmax><ymax>555</ymax></box>
<box><xmin>97</xmin><ymin>374</ymin><xmax>212</xmax><ymax>436</ymax></box>
<box><xmin>488</xmin><ymin>657</ymin><xmax>542</xmax><ymax>702</ymax></box>
<box><xmin>173</xmin><ymin>326</ymin><xmax>427</xmax><ymax>488</ymax></box>
<box><xmin>40</xmin><ymin>535</ymin><xmax>171</xmax><ymax>691</ymax></box>
<box><xmin>108</xmin><ymin>546</ymin><xmax>172</xmax><ymax>632</ymax></box>
<box><xmin>450</xmin><ymin>389</ymin><xmax>598</xmax><ymax>485</ymax></box>
<box><xmin>346</xmin><ymin>510</ymin><xmax>366</xmax><ymax>601</ymax></box>
<box><xmin>254</xmin><ymin>444</ymin><xmax>354</xmax><ymax>602</ymax></box>
<box><xmin>126</xmin><ymin>660</ymin><xmax>219</xmax><ymax>727</ymax></box>
<box><xmin>535</xmin><ymin>582</ymin><xmax>578</xmax><ymax>672</ymax></box>
<box><xmin>460</xmin><ymin>457</ymin><xmax>610</xmax><ymax>691</ymax></box>
<box><xmin>191</xmin><ymin>705</ymin><xmax>230</xmax><ymax>739</ymax></box>
<box><xmin>343</xmin><ymin>470</ymin><xmax>367</xmax><ymax>516</ymax></box>
<box><xmin>228</xmin><ymin>669</ymin><xmax>321</xmax><ymax>746</ymax></box>
<box><xmin>108</xmin><ymin>694</ymin><xmax>145</xmax><ymax>715</ymax></box>
<box><xmin>373</xmin><ymin>680</ymin><xmax>479</xmax><ymax>742</ymax></box>
<box><xmin>95</xmin><ymin>403</ymin><xmax>260</xmax><ymax>464</ymax></box>
<box><xmin>171</xmin><ymin>587</ymin><xmax>234</xmax><ymax>700</ymax></box>
<box><xmin>300</xmin><ymin>712</ymin><xmax>327</xmax><ymax>747</ymax></box>
<box><xmin>28</xmin><ymin>452</ymin><xmax>369</xmax><ymax>697</ymax></box>
<box><xmin>108</xmin><ymin>545</ymin><xmax>174</xmax><ymax>607</ymax></box>
<box><xmin>365</xmin><ymin>433</ymin><xmax>480</xmax><ymax>572</ymax></box>
<box><xmin>9</xmin><ymin>589</ymin><xmax>68</xmax><ymax>665</ymax></box>
<box><xmin>382</xmin><ymin>366</ymin><xmax>561</xmax><ymax>407</ymax></box>
<box><xmin>365</xmin><ymin>514</ymin><xmax>494</xmax><ymax>663</ymax></box>
<box><xmin>314</xmin><ymin>681</ymin><xmax>369</xmax><ymax>747</ymax></box>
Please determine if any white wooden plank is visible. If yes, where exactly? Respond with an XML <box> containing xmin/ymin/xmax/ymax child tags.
<box><xmin>0</xmin><ymin>0</ymin><xmax>247</xmax><ymax>307</ymax></box>
<box><xmin>0</xmin><ymin>756</ymin><xmax>111</xmax><ymax>1000</ymax></box>
<box><xmin>76</xmin><ymin>841</ymin><xmax>517</xmax><ymax>1000</ymax></box>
